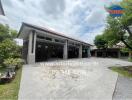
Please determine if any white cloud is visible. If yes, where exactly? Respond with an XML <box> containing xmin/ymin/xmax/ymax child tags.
<box><xmin>85</xmin><ymin>9</ymin><xmax>107</xmax><ymax>27</ymax></box>
<box><xmin>41</xmin><ymin>0</ymin><xmax>65</xmax><ymax>16</ymax></box>
<box><xmin>79</xmin><ymin>26</ymin><xmax>105</xmax><ymax>44</ymax></box>
<box><xmin>0</xmin><ymin>15</ymin><xmax>9</xmax><ymax>25</ymax></box>
<box><xmin>1</xmin><ymin>0</ymin><xmax>121</xmax><ymax>44</ymax></box>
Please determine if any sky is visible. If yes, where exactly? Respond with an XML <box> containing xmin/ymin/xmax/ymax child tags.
<box><xmin>0</xmin><ymin>0</ymin><xmax>122</xmax><ymax>45</ymax></box>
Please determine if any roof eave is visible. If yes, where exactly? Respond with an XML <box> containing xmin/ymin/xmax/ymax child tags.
<box><xmin>17</xmin><ymin>22</ymin><xmax>25</xmax><ymax>38</ymax></box>
<box><xmin>18</xmin><ymin>22</ymin><xmax>92</xmax><ymax>46</ymax></box>
<box><xmin>0</xmin><ymin>0</ymin><xmax>5</xmax><ymax>16</ymax></box>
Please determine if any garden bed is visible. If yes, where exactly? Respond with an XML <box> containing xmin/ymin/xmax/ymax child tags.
<box><xmin>0</xmin><ymin>67</ymin><xmax>22</xmax><ymax>100</ymax></box>
<box><xmin>109</xmin><ymin>66</ymin><xmax>132</xmax><ymax>78</ymax></box>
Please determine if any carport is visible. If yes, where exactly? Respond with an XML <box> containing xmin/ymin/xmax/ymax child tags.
<box><xmin>36</xmin><ymin>41</ymin><xmax>63</xmax><ymax>62</ymax></box>
<box><xmin>18</xmin><ymin>22</ymin><xmax>91</xmax><ymax>64</ymax></box>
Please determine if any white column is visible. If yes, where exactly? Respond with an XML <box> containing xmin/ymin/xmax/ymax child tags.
<box><xmin>95</xmin><ymin>51</ymin><xmax>97</xmax><ymax>57</ymax></box>
<box><xmin>79</xmin><ymin>45</ymin><xmax>82</xmax><ymax>58</ymax></box>
<box><xmin>129</xmin><ymin>52</ymin><xmax>132</xmax><ymax>58</ymax></box>
<box><xmin>87</xmin><ymin>47</ymin><xmax>91</xmax><ymax>57</ymax></box>
<box><xmin>63</xmin><ymin>40</ymin><xmax>68</xmax><ymax>59</ymax></box>
<box><xmin>27</xmin><ymin>30</ymin><xmax>36</xmax><ymax>64</ymax></box>
<box><xmin>118</xmin><ymin>50</ymin><xmax>121</xmax><ymax>58</ymax></box>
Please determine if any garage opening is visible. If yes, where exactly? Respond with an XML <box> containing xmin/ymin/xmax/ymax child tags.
<box><xmin>35</xmin><ymin>41</ymin><xmax>63</xmax><ymax>62</ymax></box>
<box><xmin>68</xmin><ymin>46</ymin><xmax>79</xmax><ymax>58</ymax></box>
<box><xmin>82</xmin><ymin>46</ymin><xmax>88</xmax><ymax>58</ymax></box>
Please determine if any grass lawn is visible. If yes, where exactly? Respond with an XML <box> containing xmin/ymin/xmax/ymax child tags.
<box><xmin>109</xmin><ymin>66</ymin><xmax>132</xmax><ymax>78</ymax></box>
<box><xmin>128</xmin><ymin>58</ymin><xmax>132</xmax><ymax>62</ymax></box>
<box><xmin>0</xmin><ymin>67</ymin><xmax>22</xmax><ymax>100</ymax></box>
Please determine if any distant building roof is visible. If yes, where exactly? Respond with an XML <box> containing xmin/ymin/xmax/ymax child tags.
<box><xmin>0</xmin><ymin>0</ymin><xmax>5</xmax><ymax>16</ymax></box>
<box><xmin>92</xmin><ymin>41</ymin><xmax>125</xmax><ymax>50</ymax></box>
<box><xmin>113</xmin><ymin>42</ymin><xmax>125</xmax><ymax>48</ymax></box>
<box><xmin>91</xmin><ymin>45</ymin><xmax>97</xmax><ymax>50</ymax></box>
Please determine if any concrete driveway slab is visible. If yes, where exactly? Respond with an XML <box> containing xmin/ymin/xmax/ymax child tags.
<box><xmin>18</xmin><ymin>58</ymin><xmax>132</xmax><ymax>100</ymax></box>
<box><xmin>113</xmin><ymin>75</ymin><xmax>132</xmax><ymax>100</ymax></box>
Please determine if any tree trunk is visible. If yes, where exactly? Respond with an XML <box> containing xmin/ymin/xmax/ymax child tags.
<box><xmin>129</xmin><ymin>51</ymin><xmax>132</xmax><ymax>58</ymax></box>
<box><xmin>125</xmin><ymin>26</ymin><xmax>132</xmax><ymax>37</ymax></box>
<box><xmin>120</xmin><ymin>35</ymin><xmax>132</xmax><ymax>50</ymax></box>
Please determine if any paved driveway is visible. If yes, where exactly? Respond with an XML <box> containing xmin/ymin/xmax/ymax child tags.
<box><xmin>18</xmin><ymin>58</ymin><xmax>132</xmax><ymax>100</ymax></box>
<box><xmin>113</xmin><ymin>75</ymin><xmax>132</xmax><ymax>100</ymax></box>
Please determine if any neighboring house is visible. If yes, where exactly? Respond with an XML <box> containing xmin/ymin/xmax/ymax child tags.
<box><xmin>91</xmin><ymin>48</ymin><xmax>129</xmax><ymax>58</ymax></box>
<box><xmin>0</xmin><ymin>0</ymin><xmax>5</xmax><ymax>16</ymax></box>
<box><xmin>91</xmin><ymin>43</ymin><xmax>129</xmax><ymax>58</ymax></box>
<box><xmin>18</xmin><ymin>23</ymin><xmax>92</xmax><ymax>64</ymax></box>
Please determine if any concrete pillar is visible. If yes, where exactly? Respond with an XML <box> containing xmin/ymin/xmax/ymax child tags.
<box><xmin>129</xmin><ymin>52</ymin><xmax>132</xmax><ymax>58</ymax></box>
<box><xmin>27</xmin><ymin>30</ymin><xmax>36</xmax><ymax>64</ymax></box>
<box><xmin>118</xmin><ymin>50</ymin><xmax>121</xmax><ymax>58</ymax></box>
<box><xmin>22</xmin><ymin>40</ymin><xmax>28</xmax><ymax>63</ymax></box>
<box><xmin>95</xmin><ymin>51</ymin><xmax>97</xmax><ymax>57</ymax></box>
<box><xmin>87</xmin><ymin>47</ymin><xmax>91</xmax><ymax>57</ymax></box>
<box><xmin>79</xmin><ymin>45</ymin><xmax>82</xmax><ymax>58</ymax></box>
<box><xmin>63</xmin><ymin>40</ymin><xmax>68</xmax><ymax>59</ymax></box>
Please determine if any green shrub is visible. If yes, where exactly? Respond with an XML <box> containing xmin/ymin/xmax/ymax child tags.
<box><xmin>0</xmin><ymin>39</ymin><xmax>21</xmax><ymax>64</ymax></box>
<box><xmin>3</xmin><ymin>58</ymin><xmax>24</xmax><ymax>69</ymax></box>
<box><xmin>0</xmin><ymin>24</ymin><xmax>18</xmax><ymax>42</ymax></box>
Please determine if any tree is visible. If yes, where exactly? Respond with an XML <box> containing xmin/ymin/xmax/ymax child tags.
<box><xmin>95</xmin><ymin>0</ymin><xmax>132</xmax><ymax>51</ymax></box>
<box><xmin>119</xmin><ymin>0</ymin><xmax>132</xmax><ymax>50</ymax></box>
<box><xmin>0</xmin><ymin>24</ymin><xmax>22</xmax><ymax>66</ymax></box>
<box><xmin>120</xmin><ymin>0</ymin><xmax>132</xmax><ymax>37</ymax></box>
<box><xmin>94</xmin><ymin>35</ymin><xmax>108</xmax><ymax>49</ymax></box>
<box><xmin>0</xmin><ymin>24</ymin><xmax>17</xmax><ymax>42</ymax></box>
<box><xmin>106</xmin><ymin>0</ymin><xmax>132</xmax><ymax>59</ymax></box>
<box><xmin>0</xmin><ymin>24</ymin><xmax>10</xmax><ymax>42</ymax></box>
<box><xmin>0</xmin><ymin>39</ymin><xmax>21</xmax><ymax>64</ymax></box>
<box><xmin>103</xmin><ymin>17</ymin><xmax>121</xmax><ymax>47</ymax></box>
<box><xmin>10</xmin><ymin>29</ymin><xmax>18</xmax><ymax>39</ymax></box>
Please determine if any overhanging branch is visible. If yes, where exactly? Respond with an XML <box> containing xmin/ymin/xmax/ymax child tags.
<box><xmin>120</xmin><ymin>36</ymin><xmax>132</xmax><ymax>50</ymax></box>
<box><xmin>124</xmin><ymin>26</ymin><xmax>132</xmax><ymax>37</ymax></box>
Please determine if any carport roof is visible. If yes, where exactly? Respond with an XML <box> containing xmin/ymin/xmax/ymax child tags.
<box><xmin>0</xmin><ymin>0</ymin><xmax>5</xmax><ymax>16</ymax></box>
<box><xmin>18</xmin><ymin>22</ymin><xmax>92</xmax><ymax>46</ymax></box>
